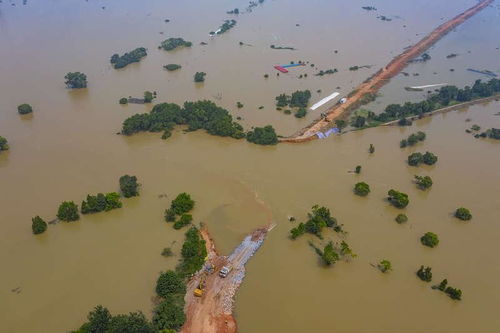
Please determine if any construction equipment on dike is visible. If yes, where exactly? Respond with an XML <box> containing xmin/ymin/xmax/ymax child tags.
<box><xmin>180</xmin><ymin>224</ymin><xmax>274</xmax><ymax>333</ymax></box>
<box><xmin>280</xmin><ymin>0</ymin><xmax>494</xmax><ymax>143</ymax></box>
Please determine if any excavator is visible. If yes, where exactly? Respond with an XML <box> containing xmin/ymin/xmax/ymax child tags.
<box><xmin>193</xmin><ymin>273</ymin><xmax>206</xmax><ymax>297</ymax></box>
<box><xmin>193</xmin><ymin>263</ymin><xmax>214</xmax><ymax>297</ymax></box>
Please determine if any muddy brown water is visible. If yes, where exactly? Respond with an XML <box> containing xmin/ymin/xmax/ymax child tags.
<box><xmin>1</xmin><ymin>0</ymin><xmax>499</xmax><ymax>332</ymax></box>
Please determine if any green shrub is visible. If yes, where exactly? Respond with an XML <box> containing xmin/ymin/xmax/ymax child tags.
<box><xmin>395</xmin><ymin>214</ymin><xmax>408</xmax><ymax>224</ymax></box>
<box><xmin>18</xmin><ymin>104</ymin><xmax>33</xmax><ymax>115</ymax></box>
<box><xmin>416</xmin><ymin>266</ymin><xmax>432</xmax><ymax>282</ymax></box>
<box><xmin>32</xmin><ymin>216</ymin><xmax>47</xmax><ymax>234</ymax></box>
<box><xmin>119</xmin><ymin>175</ymin><xmax>139</xmax><ymax>198</ymax></box>
<box><xmin>420</xmin><ymin>232</ymin><xmax>439</xmax><ymax>248</ymax></box>
<box><xmin>164</xmin><ymin>64</ymin><xmax>182</xmax><ymax>71</ymax></box>
<box><xmin>119</xmin><ymin>98</ymin><xmax>128</xmax><ymax>105</ymax></box>
<box><xmin>194</xmin><ymin>72</ymin><xmax>206</xmax><ymax>82</ymax></box>
<box><xmin>65</xmin><ymin>72</ymin><xmax>87</xmax><ymax>89</ymax></box>
<box><xmin>155</xmin><ymin>270</ymin><xmax>185</xmax><ymax>298</ymax></box>
<box><xmin>57</xmin><ymin>201</ymin><xmax>80</xmax><ymax>222</ymax></box>
<box><xmin>173</xmin><ymin>214</ymin><xmax>193</xmax><ymax>230</ymax></box>
<box><xmin>388</xmin><ymin>189</ymin><xmax>409</xmax><ymax>208</ymax></box>
<box><xmin>295</xmin><ymin>108</ymin><xmax>307</xmax><ymax>118</ymax></box>
<box><xmin>454</xmin><ymin>207</ymin><xmax>472</xmax><ymax>221</ymax></box>
<box><xmin>414</xmin><ymin>175</ymin><xmax>433</xmax><ymax>189</ymax></box>
<box><xmin>246</xmin><ymin>125</ymin><xmax>278</xmax><ymax>145</ymax></box>
<box><xmin>354</xmin><ymin>182</ymin><xmax>370</xmax><ymax>196</ymax></box>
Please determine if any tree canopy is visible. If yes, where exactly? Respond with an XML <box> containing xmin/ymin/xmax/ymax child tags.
<box><xmin>246</xmin><ymin>125</ymin><xmax>278</xmax><ymax>145</ymax></box>
<box><xmin>0</xmin><ymin>136</ymin><xmax>8</xmax><ymax>151</ymax></box>
<box><xmin>414</xmin><ymin>175</ymin><xmax>433</xmax><ymax>190</ymax></box>
<box><xmin>290</xmin><ymin>205</ymin><xmax>340</xmax><ymax>239</ymax></box>
<box><xmin>32</xmin><ymin>216</ymin><xmax>47</xmax><ymax>235</ymax></box>
<box><xmin>455</xmin><ymin>207</ymin><xmax>472</xmax><ymax>221</ymax></box>
<box><xmin>57</xmin><ymin>201</ymin><xmax>80</xmax><ymax>222</ymax></box>
<box><xmin>416</xmin><ymin>266</ymin><xmax>432</xmax><ymax>282</ymax></box>
<box><xmin>65</xmin><ymin>72</ymin><xmax>87</xmax><ymax>89</ymax></box>
<box><xmin>119</xmin><ymin>175</ymin><xmax>139</xmax><ymax>198</ymax></box>
<box><xmin>155</xmin><ymin>270</ymin><xmax>186</xmax><ymax>298</ymax></box>
<box><xmin>420</xmin><ymin>232</ymin><xmax>439</xmax><ymax>248</ymax></box>
<box><xmin>354</xmin><ymin>182</ymin><xmax>370</xmax><ymax>196</ymax></box>
<box><xmin>18</xmin><ymin>104</ymin><xmax>33</xmax><ymax>115</ymax></box>
<box><xmin>110</xmin><ymin>48</ymin><xmax>147</xmax><ymax>69</ymax></box>
<box><xmin>160</xmin><ymin>38</ymin><xmax>192</xmax><ymax>51</ymax></box>
<box><xmin>388</xmin><ymin>189</ymin><xmax>409</xmax><ymax>208</ymax></box>
<box><xmin>81</xmin><ymin>193</ymin><xmax>122</xmax><ymax>214</ymax></box>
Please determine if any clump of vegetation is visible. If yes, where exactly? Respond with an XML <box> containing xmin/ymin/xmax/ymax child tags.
<box><xmin>388</xmin><ymin>189</ymin><xmax>409</xmax><ymax>208</ymax></box>
<box><xmin>165</xmin><ymin>193</ymin><xmax>195</xmax><ymax>229</ymax></box>
<box><xmin>432</xmin><ymin>279</ymin><xmax>462</xmax><ymax>300</ymax></box>
<box><xmin>290</xmin><ymin>205</ymin><xmax>340</xmax><ymax>239</ymax></box>
<box><xmin>160</xmin><ymin>38</ymin><xmax>192</xmax><ymax>51</ymax></box>
<box><xmin>400</xmin><ymin>131</ymin><xmax>426</xmax><ymax>148</ymax></box>
<box><xmin>369</xmin><ymin>144</ymin><xmax>375</xmax><ymax>154</ymax></box>
<box><xmin>414</xmin><ymin>175</ymin><xmax>433</xmax><ymax>190</ymax></box>
<box><xmin>122</xmin><ymin>100</ymin><xmax>245</xmax><ymax>140</ymax></box>
<box><xmin>161</xmin><ymin>247</ymin><xmax>173</xmax><ymax>257</ymax></box>
<box><xmin>110</xmin><ymin>47</ymin><xmax>147</xmax><ymax>69</ymax></box>
<box><xmin>32</xmin><ymin>216</ymin><xmax>47</xmax><ymax>235</ymax></box>
<box><xmin>395</xmin><ymin>214</ymin><xmax>408</xmax><ymax>224</ymax></box>
<box><xmin>119</xmin><ymin>98</ymin><xmax>128</xmax><ymax>105</ymax></box>
<box><xmin>211</xmin><ymin>19</ymin><xmax>237</xmax><ymax>35</ymax></box>
<box><xmin>315</xmin><ymin>69</ymin><xmax>338</xmax><ymax>76</ymax></box>
<box><xmin>57</xmin><ymin>201</ymin><xmax>80</xmax><ymax>222</ymax></box>
<box><xmin>194</xmin><ymin>72</ymin><xmax>206</xmax><ymax>82</ymax></box>
<box><xmin>17</xmin><ymin>104</ymin><xmax>33</xmax><ymax>115</ymax></box>
<box><xmin>227</xmin><ymin>8</ymin><xmax>239</xmax><ymax>14</ymax></box>
<box><xmin>275</xmin><ymin>90</ymin><xmax>311</xmax><ymax>108</ymax></box>
<box><xmin>354</xmin><ymin>182</ymin><xmax>370</xmax><ymax>196</ymax></box>
<box><xmin>454</xmin><ymin>207</ymin><xmax>472</xmax><ymax>221</ymax></box>
<box><xmin>236</xmin><ymin>102</ymin><xmax>244</xmax><ymax>109</ymax></box>
<box><xmin>0</xmin><ymin>136</ymin><xmax>9</xmax><ymax>152</ymax></box>
<box><xmin>309</xmin><ymin>240</ymin><xmax>356</xmax><ymax>266</ymax></box>
<box><xmin>362</xmin><ymin>6</ymin><xmax>377</xmax><ymax>11</ymax></box>
<box><xmin>270</xmin><ymin>45</ymin><xmax>295</xmax><ymax>50</ymax></box>
<box><xmin>420</xmin><ymin>232</ymin><xmax>439</xmax><ymax>248</ymax></box>
<box><xmin>408</xmin><ymin>151</ymin><xmax>438</xmax><ymax>166</ymax></box>
<box><xmin>156</xmin><ymin>270</ymin><xmax>185</xmax><ymax>298</ymax></box>
<box><xmin>144</xmin><ymin>91</ymin><xmax>155</xmax><ymax>103</ymax></box>
<box><xmin>295</xmin><ymin>108</ymin><xmax>307</xmax><ymax>118</ymax></box>
<box><xmin>119</xmin><ymin>175</ymin><xmax>139</xmax><ymax>198</ymax></box>
<box><xmin>246</xmin><ymin>125</ymin><xmax>278</xmax><ymax>145</ymax></box>
<box><xmin>65</xmin><ymin>72</ymin><xmax>87</xmax><ymax>89</ymax></box>
<box><xmin>81</xmin><ymin>193</ymin><xmax>122</xmax><ymax>214</ymax></box>
<box><xmin>369</xmin><ymin>79</ymin><xmax>500</xmax><ymax>125</ymax></box>
<box><xmin>377</xmin><ymin>259</ymin><xmax>392</xmax><ymax>273</ymax></box>
<box><xmin>416</xmin><ymin>265</ymin><xmax>432</xmax><ymax>282</ymax></box>
<box><xmin>177</xmin><ymin>227</ymin><xmax>207</xmax><ymax>277</ymax></box>
<box><xmin>173</xmin><ymin>214</ymin><xmax>193</xmax><ymax>230</ymax></box>
<box><xmin>335</xmin><ymin>119</ymin><xmax>347</xmax><ymax>132</ymax></box>
<box><xmin>164</xmin><ymin>64</ymin><xmax>182</xmax><ymax>71</ymax></box>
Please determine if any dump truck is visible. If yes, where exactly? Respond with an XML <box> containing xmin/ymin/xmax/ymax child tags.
<box><xmin>219</xmin><ymin>265</ymin><xmax>232</xmax><ymax>278</ymax></box>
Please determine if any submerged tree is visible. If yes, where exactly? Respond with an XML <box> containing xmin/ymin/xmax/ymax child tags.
<box><xmin>119</xmin><ymin>175</ymin><xmax>139</xmax><ymax>198</ymax></box>
<box><xmin>354</xmin><ymin>182</ymin><xmax>370</xmax><ymax>196</ymax></box>
<box><xmin>17</xmin><ymin>104</ymin><xmax>33</xmax><ymax>115</ymax></box>
<box><xmin>378</xmin><ymin>259</ymin><xmax>392</xmax><ymax>273</ymax></box>
<box><xmin>388</xmin><ymin>189</ymin><xmax>409</xmax><ymax>208</ymax></box>
<box><xmin>420</xmin><ymin>232</ymin><xmax>439</xmax><ymax>248</ymax></box>
<box><xmin>65</xmin><ymin>72</ymin><xmax>87</xmax><ymax>89</ymax></box>
<box><xmin>31</xmin><ymin>216</ymin><xmax>48</xmax><ymax>235</ymax></box>
<box><xmin>454</xmin><ymin>207</ymin><xmax>472</xmax><ymax>221</ymax></box>
<box><xmin>414</xmin><ymin>175</ymin><xmax>433</xmax><ymax>190</ymax></box>
<box><xmin>57</xmin><ymin>201</ymin><xmax>80</xmax><ymax>222</ymax></box>
<box><xmin>416</xmin><ymin>265</ymin><xmax>433</xmax><ymax>282</ymax></box>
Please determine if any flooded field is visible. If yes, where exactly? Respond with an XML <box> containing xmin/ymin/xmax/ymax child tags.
<box><xmin>1</xmin><ymin>0</ymin><xmax>499</xmax><ymax>332</ymax></box>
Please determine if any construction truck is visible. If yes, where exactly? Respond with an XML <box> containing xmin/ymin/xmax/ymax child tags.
<box><xmin>219</xmin><ymin>265</ymin><xmax>232</xmax><ymax>278</ymax></box>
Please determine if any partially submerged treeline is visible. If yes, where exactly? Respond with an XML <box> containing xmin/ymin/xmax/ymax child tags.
<box><xmin>71</xmin><ymin>226</ymin><xmax>207</xmax><ymax>333</ymax></box>
<box><xmin>356</xmin><ymin>78</ymin><xmax>500</xmax><ymax>127</ymax></box>
<box><xmin>31</xmin><ymin>175</ymin><xmax>140</xmax><ymax>235</ymax></box>
<box><xmin>289</xmin><ymin>205</ymin><xmax>356</xmax><ymax>266</ymax></box>
<box><xmin>121</xmin><ymin>100</ymin><xmax>279</xmax><ymax>145</ymax></box>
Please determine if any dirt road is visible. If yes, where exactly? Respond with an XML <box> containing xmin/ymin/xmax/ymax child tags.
<box><xmin>180</xmin><ymin>225</ymin><xmax>273</xmax><ymax>333</ymax></box>
<box><xmin>281</xmin><ymin>0</ymin><xmax>494</xmax><ymax>143</ymax></box>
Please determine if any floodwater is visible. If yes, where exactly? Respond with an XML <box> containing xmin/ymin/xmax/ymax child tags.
<box><xmin>0</xmin><ymin>0</ymin><xmax>499</xmax><ymax>332</ymax></box>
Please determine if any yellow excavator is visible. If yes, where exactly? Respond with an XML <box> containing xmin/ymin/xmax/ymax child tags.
<box><xmin>193</xmin><ymin>274</ymin><xmax>206</xmax><ymax>297</ymax></box>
